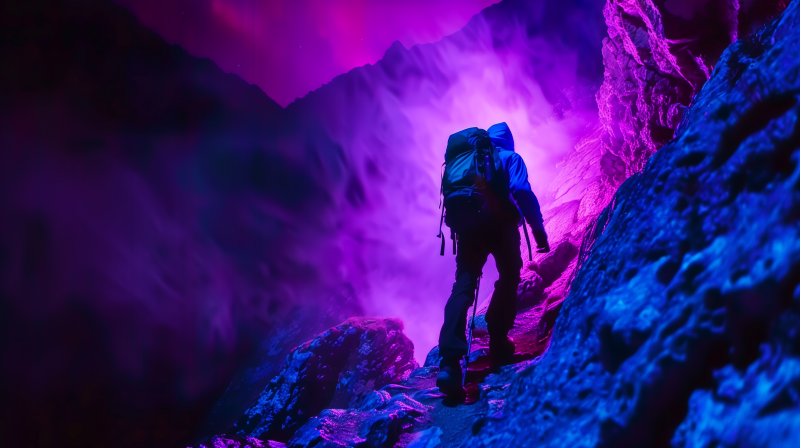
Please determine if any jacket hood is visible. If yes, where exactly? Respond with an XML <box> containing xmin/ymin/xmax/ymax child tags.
<box><xmin>488</xmin><ymin>122</ymin><xmax>515</xmax><ymax>152</ymax></box>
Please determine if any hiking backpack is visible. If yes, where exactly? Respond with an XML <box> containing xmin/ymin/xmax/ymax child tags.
<box><xmin>437</xmin><ymin>127</ymin><xmax>520</xmax><ymax>255</ymax></box>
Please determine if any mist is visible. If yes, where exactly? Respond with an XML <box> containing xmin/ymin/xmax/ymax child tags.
<box><xmin>285</xmin><ymin>0</ymin><xmax>606</xmax><ymax>363</ymax></box>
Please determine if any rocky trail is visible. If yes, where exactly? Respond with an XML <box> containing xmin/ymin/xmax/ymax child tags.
<box><xmin>197</xmin><ymin>297</ymin><xmax>558</xmax><ymax>448</ymax></box>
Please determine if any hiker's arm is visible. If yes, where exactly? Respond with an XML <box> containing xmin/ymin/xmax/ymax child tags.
<box><xmin>507</xmin><ymin>154</ymin><xmax>544</xmax><ymax>229</ymax></box>
<box><xmin>507</xmin><ymin>154</ymin><xmax>549</xmax><ymax>251</ymax></box>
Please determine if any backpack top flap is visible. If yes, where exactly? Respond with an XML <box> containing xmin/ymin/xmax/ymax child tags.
<box><xmin>444</xmin><ymin>127</ymin><xmax>494</xmax><ymax>163</ymax></box>
<box><xmin>445</xmin><ymin>127</ymin><xmax>476</xmax><ymax>164</ymax></box>
<box><xmin>444</xmin><ymin>126</ymin><xmax>517</xmax><ymax>210</ymax></box>
<box><xmin>443</xmin><ymin>127</ymin><xmax>490</xmax><ymax>194</ymax></box>
<box><xmin>442</xmin><ymin>149</ymin><xmax>478</xmax><ymax>196</ymax></box>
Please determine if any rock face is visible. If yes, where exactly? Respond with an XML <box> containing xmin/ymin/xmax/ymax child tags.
<box><xmin>468</xmin><ymin>2</ymin><xmax>800</xmax><ymax>446</ymax></box>
<box><xmin>597</xmin><ymin>0</ymin><xmax>789</xmax><ymax>177</ymax></box>
<box><xmin>230</xmin><ymin>318</ymin><xmax>417</xmax><ymax>442</ymax></box>
<box><xmin>523</xmin><ymin>0</ymin><xmax>795</xmax><ymax>376</ymax></box>
<box><xmin>288</xmin><ymin>391</ymin><xmax>432</xmax><ymax>448</ymax></box>
<box><xmin>507</xmin><ymin>0</ymin><xmax>795</xmax><ymax>333</ymax></box>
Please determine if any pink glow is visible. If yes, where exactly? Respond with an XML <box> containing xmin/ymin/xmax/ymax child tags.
<box><xmin>113</xmin><ymin>0</ymin><xmax>499</xmax><ymax>106</ymax></box>
<box><xmin>285</xmin><ymin>12</ymin><xmax>605</xmax><ymax>363</ymax></box>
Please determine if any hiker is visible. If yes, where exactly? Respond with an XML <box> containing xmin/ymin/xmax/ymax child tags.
<box><xmin>435</xmin><ymin>122</ymin><xmax>549</xmax><ymax>397</ymax></box>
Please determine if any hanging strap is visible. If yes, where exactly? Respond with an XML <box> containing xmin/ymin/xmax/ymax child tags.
<box><xmin>440</xmin><ymin>223</ymin><xmax>446</xmax><ymax>256</ymax></box>
<box><xmin>438</xmin><ymin>194</ymin><xmax>446</xmax><ymax>256</ymax></box>
<box><xmin>438</xmin><ymin>163</ymin><xmax>445</xmax><ymax>209</ymax></box>
<box><xmin>438</xmin><ymin>162</ymin><xmax>446</xmax><ymax>256</ymax></box>
<box><xmin>522</xmin><ymin>219</ymin><xmax>533</xmax><ymax>262</ymax></box>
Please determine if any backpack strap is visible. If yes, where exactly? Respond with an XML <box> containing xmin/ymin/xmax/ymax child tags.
<box><xmin>439</xmin><ymin>210</ymin><xmax>446</xmax><ymax>256</ymax></box>
<box><xmin>438</xmin><ymin>162</ymin><xmax>446</xmax><ymax>256</ymax></box>
<box><xmin>438</xmin><ymin>163</ymin><xmax>445</xmax><ymax>209</ymax></box>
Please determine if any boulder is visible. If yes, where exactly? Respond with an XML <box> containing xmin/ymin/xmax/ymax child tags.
<box><xmin>198</xmin><ymin>435</ymin><xmax>285</xmax><ymax>448</ymax></box>
<box><xmin>287</xmin><ymin>393</ymin><xmax>430</xmax><ymax>448</ymax></box>
<box><xmin>232</xmin><ymin>318</ymin><xmax>417</xmax><ymax>442</ymax></box>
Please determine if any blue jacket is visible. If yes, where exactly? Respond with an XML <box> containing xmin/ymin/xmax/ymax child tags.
<box><xmin>488</xmin><ymin>122</ymin><xmax>545</xmax><ymax>231</ymax></box>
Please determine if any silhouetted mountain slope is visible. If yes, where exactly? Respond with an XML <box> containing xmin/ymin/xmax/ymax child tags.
<box><xmin>1</xmin><ymin>1</ymin><xmax>359</xmax><ymax>447</ymax></box>
<box><xmin>1</xmin><ymin>0</ymin><xmax>283</xmax><ymax>131</ymax></box>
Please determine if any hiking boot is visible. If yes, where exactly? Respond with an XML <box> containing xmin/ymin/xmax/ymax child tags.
<box><xmin>489</xmin><ymin>337</ymin><xmax>515</xmax><ymax>369</ymax></box>
<box><xmin>436</xmin><ymin>358</ymin><xmax>464</xmax><ymax>397</ymax></box>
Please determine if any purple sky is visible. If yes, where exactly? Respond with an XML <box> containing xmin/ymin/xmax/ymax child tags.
<box><xmin>114</xmin><ymin>0</ymin><xmax>499</xmax><ymax>107</ymax></box>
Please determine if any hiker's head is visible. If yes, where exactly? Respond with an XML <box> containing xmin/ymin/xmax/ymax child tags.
<box><xmin>488</xmin><ymin>122</ymin><xmax>514</xmax><ymax>152</ymax></box>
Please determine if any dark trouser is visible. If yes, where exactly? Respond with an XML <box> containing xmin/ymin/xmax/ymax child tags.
<box><xmin>438</xmin><ymin>219</ymin><xmax>522</xmax><ymax>361</ymax></box>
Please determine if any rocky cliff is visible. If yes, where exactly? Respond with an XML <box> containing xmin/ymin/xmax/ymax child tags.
<box><xmin>596</xmin><ymin>0</ymin><xmax>790</xmax><ymax>177</ymax></box>
<box><xmin>469</xmin><ymin>2</ymin><xmax>800</xmax><ymax>445</ymax></box>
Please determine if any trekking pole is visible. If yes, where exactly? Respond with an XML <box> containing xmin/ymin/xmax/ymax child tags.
<box><xmin>463</xmin><ymin>274</ymin><xmax>482</xmax><ymax>388</ymax></box>
<box><xmin>522</xmin><ymin>219</ymin><xmax>533</xmax><ymax>262</ymax></box>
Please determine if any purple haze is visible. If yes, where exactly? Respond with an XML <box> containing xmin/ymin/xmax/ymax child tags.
<box><xmin>1</xmin><ymin>0</ymin><xmax>607</xmax><ymax>446</ymax></box>
<box><xmin>285</xmin><ymin>18</ymin><xmax>606</xmax><ymax>363</ymax></box>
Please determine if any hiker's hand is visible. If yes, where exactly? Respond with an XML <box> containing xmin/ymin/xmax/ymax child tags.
<box><xmin>532</xmin><ymin>228</ymin><xmax>549</xmax><ymax>253</ymax></box>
